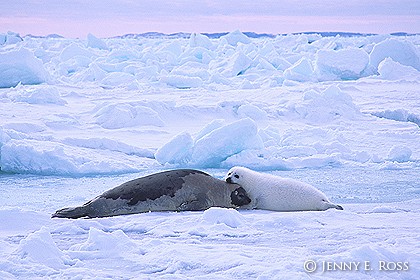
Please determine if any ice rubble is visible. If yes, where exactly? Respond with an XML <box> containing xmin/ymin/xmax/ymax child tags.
<box><xmin>95</xmin><ymin>103</ymin><xmax>165</xmax><ymax>129</ymax></box>
<box><xmin>0</xmin><ymin>30</ymin><xmax>419</xmax><ymax>175</ymax></box>
<box><xmin>387</xmin><ymin>145</ymin><xmax>412</xmax><ymax>163</ymax></box>
<box><xmin>1</xmin><ymin>30</ymin><xmax>419</xmax><ymax>90</ymax></box>
<box><xmin>369</xmin><ymin>38</ymin><xmax>420</xmax><ymax>72</ymax></box>
<box><xmin>1</xmin><ymin>139</ymin><xmax>159</xmax><ymax>175</ymax></box>
<box><xmin>0</xmin><ymin>31</ymin><xmax>23</xmax><ymax>45</ymax></box>
<box><xmin>315</xmin><ymin>47</ymin><xmax>369</xmax><ymax>80</ymax></box>
<box><xmin>0</xmin><ymin>30</ymin><xmax>419</xmax><ymax>280</ymax></box>
<box><xmin>155</xmin><ymin>132</ymin><xmax>194</xmax><ymax>164</ymax></box>
<box><xmin>6</xmin><ymin>85</ymin><xmax>67</xmax><ymax>105</ymax></box>
<box><xmin>0</xmin><ymin>48</ymin><xmax>49</xmax><ymax>88</ymax></box>
<box><xmin>87</xmin><ymin>33</ymin><xmax>109</xmax><ymax>50</ymax></box>
<box><xmin>377</xmin><ymin>57</ymin><xmax>420</xmax><ymax>80</ymax></box>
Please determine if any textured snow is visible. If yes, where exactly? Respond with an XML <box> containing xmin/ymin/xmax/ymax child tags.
<box><xmin>0</xmin><ymin>30</ymin><xmax>419</xmax><ymax>279</ymax></box>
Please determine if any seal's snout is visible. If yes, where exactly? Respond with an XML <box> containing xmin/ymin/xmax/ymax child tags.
<box><xmin>231</xmin><ymin>187</ymin><xmax>251</xmax><ymax>207</ymax></box>
<box><xmin>226</xmin><ymin>177</ymin><xmax>233</xmax><ymax>184</ymax></box>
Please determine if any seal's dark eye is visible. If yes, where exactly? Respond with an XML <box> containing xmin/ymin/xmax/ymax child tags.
<box><xmin>234</xmin><ymin>174</ymin><xmax>239</xmax><ymax>179</ymax></box>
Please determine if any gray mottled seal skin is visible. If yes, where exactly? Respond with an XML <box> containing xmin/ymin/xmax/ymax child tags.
<box><xmin>52</xmin><ymin>169</ymin><xmax>251</xmax><ymax>219</ymax></box>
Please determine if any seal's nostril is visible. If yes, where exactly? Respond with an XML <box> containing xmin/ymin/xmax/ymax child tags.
<box><xmin>226</xmin><ymin>177</ymin><xmax>232</xmax><ymax>183</ymax></box>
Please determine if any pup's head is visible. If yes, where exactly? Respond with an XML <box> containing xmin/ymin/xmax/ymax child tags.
<box><xmin>225</xmin><ymin>166</ymin><xmax>249</xmax><ymax>185</ymax></box>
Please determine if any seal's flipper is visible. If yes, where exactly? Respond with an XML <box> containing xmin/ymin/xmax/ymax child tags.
<box><xmin>52</xmin><ymin>206</ymin><xmax>88</xmax><ymax>219</ymax></box>
<box><xmin>177</xmin><ymin>193</ymin><xmax>209</xmax><ymax>211</ymax></box>
<box><xmin>323</xmin><ymin>200</ymin><xmax>344</xmax><ymax>211</ymax></box>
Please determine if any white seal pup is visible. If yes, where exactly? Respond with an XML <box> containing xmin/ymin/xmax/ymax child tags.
<box><xmin>52</xmin><ymin>169</ymin><xmax>251</xmax><ymax>219</ymax></box>
<box><xmin>225</xmin><ymin>166</ymin><xmax>343</xmax><ymax>211</ymax></box>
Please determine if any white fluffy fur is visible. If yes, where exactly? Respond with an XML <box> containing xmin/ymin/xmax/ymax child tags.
<box><xmin>225</xmin><ymin>166</ymin><xmax>343</xmax><ymax>211</ymax></box>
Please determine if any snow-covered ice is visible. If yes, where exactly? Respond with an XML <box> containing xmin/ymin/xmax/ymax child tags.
<box><xmin>0</xmin><ymin>30</ymin><xmax>419</xmax><ymax>279</ymax></box>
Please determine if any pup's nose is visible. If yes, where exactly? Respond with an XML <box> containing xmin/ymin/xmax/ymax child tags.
<box><xmin>226</xmin><ymin>177</ymin><xmax>232</xmax><ymax>183</ymax></box>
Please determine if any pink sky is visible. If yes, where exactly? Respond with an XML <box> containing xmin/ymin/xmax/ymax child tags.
<box><xmin>1</xmin><ymin>0</ymin><xmax>419</xmax><ymax>38</ymax></box>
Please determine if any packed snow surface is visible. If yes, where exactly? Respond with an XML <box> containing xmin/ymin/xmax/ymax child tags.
<box><xmin>1</xmin><ymin>30</ymin><xmax>419</xmax><ymax>279</ymax></box>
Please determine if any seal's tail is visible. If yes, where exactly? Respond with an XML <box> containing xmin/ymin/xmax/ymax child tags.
<box><xmin>52</xmin><ymin>206</ymin><xmax>88</xmax><ymax>219</ymax></box>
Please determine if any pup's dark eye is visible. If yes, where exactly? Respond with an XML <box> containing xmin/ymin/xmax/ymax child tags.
<box><xmin>234</xmin><ymin>174</ymin><xmax>239</xmax><ymax>179</ymax></box>
<box><xmin>228</xmin><ymin>172</ymin><xmax>231</xmax><ymax>175</ymax></box>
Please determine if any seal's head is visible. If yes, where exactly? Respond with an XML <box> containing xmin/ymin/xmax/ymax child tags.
<box><xmin>225</xmin><ymin>166</ymin><xmax>249</xmax><ymax>185</ymax></box>
<box><xmin>230</xmin><ymin>187</ymin><xmax>251</xmax><ymax>206</ymax></box>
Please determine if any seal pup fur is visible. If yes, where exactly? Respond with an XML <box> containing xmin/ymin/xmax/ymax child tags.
<box><xmin>225</xmin><ymin>166</ymin><xmax>343</xmax><ymax>211</ymax></box>
<box><xmin>53</xmin><ymin>169</ymin><xmax>251</xmax><ymax>219</ymax></box>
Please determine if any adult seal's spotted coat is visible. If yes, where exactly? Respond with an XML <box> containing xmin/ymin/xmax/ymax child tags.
<box><xmin>52</xmin><ymin>169</ymin><xmax>251</xmax><ymax>219</ymax></box>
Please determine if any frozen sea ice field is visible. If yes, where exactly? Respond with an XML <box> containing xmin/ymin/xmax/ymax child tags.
<box><xmin>0</xmin><ymin>30</ymin><xmax>420</xmax><ymax>279</ymax></box>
